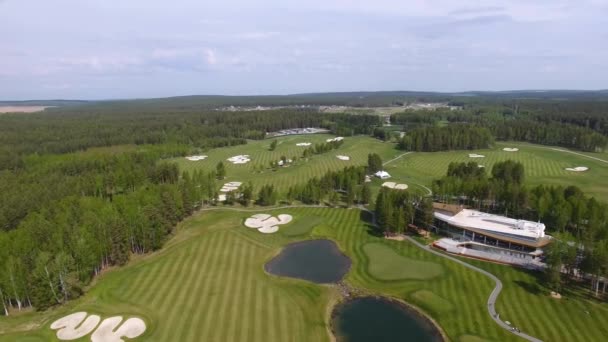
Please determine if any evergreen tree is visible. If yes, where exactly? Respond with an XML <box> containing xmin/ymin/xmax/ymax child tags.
<box><xmin>216</xmin><ymin>161</ymin><xmax>226</xmax><ymax>179</ymax></box>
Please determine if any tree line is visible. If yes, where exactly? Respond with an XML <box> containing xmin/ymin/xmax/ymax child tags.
<box><xmin>0</xmin><ymin>161</ymin><xmax>217</xmax><ymax>313</ymax></box>
<box><xmin>397</xmin><ymin>125</ymin><xmax>494</xmax><ymax>151</ymax></box>
<box><xmin>431</xmin><ymin>160</ymin><xmax>608</xmax><ymax>295</ymax></box>
<box><xmin>390</xmin><ymin>105</ymin><xmax>607</xmax><ymax>152</ymax></box>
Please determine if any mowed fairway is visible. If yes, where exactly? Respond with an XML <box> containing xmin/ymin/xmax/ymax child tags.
<box><xmin>386</xmin><ymin>141</ymin><xmax>608</xmax><ymax>201</ymax></box>
<box><xmin>171</xmin><ymin>134</ymin><xmax>401</xmax><ymax>193</ymax></box>
<box><xmin>1</xmin><ymin>207</ymin><xmax>607</xmax><ymax>341</ymax></box>
<box><xmin>171</xmin><ymin>136</ymin><xmax>608</xmax><ymax>201</ymax></box>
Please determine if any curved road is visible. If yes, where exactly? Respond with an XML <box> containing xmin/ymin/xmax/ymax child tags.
<box><xmin>404</xmin><ymin>236</ymin><xmax>542</xmax><ymax>342</ymax></box>
<box><xmin>198</xmin><ymin>205</ymin><xmax>542</xmax><ymax>341</ymax></box>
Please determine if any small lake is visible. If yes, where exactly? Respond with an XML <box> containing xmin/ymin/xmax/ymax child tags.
<box><xmin>265</xmin><ymin>239</ymin><xmax>351</xmax><ymax>283</ymax></box>
<box><xmin>332</xmin><ymin>297</ymin><xmax>444</xmax><ymax>342</ymax></box>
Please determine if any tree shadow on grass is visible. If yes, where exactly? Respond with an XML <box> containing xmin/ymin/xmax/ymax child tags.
<box><xmin>359</xmin><ymin>210</ymin><xmax>383</xmax><ymax>237</ymax></box>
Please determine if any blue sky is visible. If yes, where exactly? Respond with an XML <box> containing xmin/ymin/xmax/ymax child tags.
<box><xmin>1</xmin><ymin>0</ymin><xmax>607</xmax><ymax>100</ymax></box>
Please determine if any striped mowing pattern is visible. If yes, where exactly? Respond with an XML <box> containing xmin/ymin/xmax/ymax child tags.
<box><xmin>3</xmin><ymin>207</ymin><xmax>606</xmax><ymax>341</ymax></box>
<box><xmin>171</xmin><ymin>134</ymin><xmax>401</xmax><ymax>194</ymax></box>
<box><xmin>385</xmin><ymin>141</ymin><xmax>608</xmax><ymax>202</ymax></box>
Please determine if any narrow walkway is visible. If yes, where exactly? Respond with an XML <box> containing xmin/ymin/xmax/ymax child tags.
<box><xmin>547</xmin><ymin>147</ymin><xmax>608</xmax><ymax>164</ymax></box>
<box><xmin>382</xmin><ymin>152</ymin><xmax>413</xmax><ymax>166</ymax></box>
<box><xmin>404</xmin><ymin>236</ymin><xmax>542</xmax><ymax>342</ymax></box>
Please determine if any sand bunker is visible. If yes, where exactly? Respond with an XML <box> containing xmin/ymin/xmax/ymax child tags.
<box><xmin>296</xmin><ymin>142</ymin><xmax>312</xmax><ymax>146</ymax></box>
<box><xmin>51</xmin><ymin>312</ymin><xmax>146</xmax><ymax>341</ymax></box>
<box><xmin>185</xmin><ymin>155</ymin><xmax>207</xmax><ymax>161</ymax></box>
<box><xmin>91</xmin><ymin>317</ymin><xmax>146</xmax><ymax>342</ymax></box>
<box><xmin>227</xmin><ymin>155</ymin><xmax>251</xmax><ymax>164</ymax></box>
<box><xmin>503</xmin><ymin>148</ymin><xmax>519</xmax><ymax>152</ymax></box>
<box><xmin>478</xmin><ymin>165</ymin><xmax>485</xmax><ymax>168</ymax></box>
<box><xmin>51</xmin><ymin>312</ymin><xmax>100</xmax><ymax>340</ymax></box>
<box><xmin>565</xmin><ymin>166</ymin><xmax>589</xmax><ymax>172</ymax></box>
<box><xmin>244</xmin><ymin>214</ymin><xmax>293</xmax><ymax>234</ymax></box>
<box><xmin>220</xmin><ymin>181</ymin><xmax>242</xmax><ymax>192</ymax></box>
<box><xmin>382</xmin><ymin>182</ymin><xmax>408</xmax><ymax>190</ymax></box>
<box><xmin>550</xmin><ymin>291</ymin><xmax>562</xmax><ymax>299</ymax></box>
<box><xmin>326</xmin><ymin>137</ymin><xmax>344</xmax><ymax>143</ymax></box>
<box><xmin>469</xmin><ymin>154</ymin><xmax>485</xmax><ymax>158</ymax></box>
<box><xmin>336</xmin><ymin>155</ymin><xmax>350</xmax><ymax>161</ymax></box>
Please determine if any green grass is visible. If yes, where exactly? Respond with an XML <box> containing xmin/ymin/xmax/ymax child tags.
<box><xmin>281</xmin><ymin>215</ymin><xmax>323</xmax><ymax>237</ymax></box>
<box><xmin>171</xmin><ymin>136</ymin><xmax>608</xmax><ymax>202</ymax></box>
<box><xmin>2</xmin><ymin>209</ymin><xmax>607</xmax><ymax>342</ymax></box>
<box><xmin>170</xmin><ymin>134</ymin><xmax>408</xmax><ymax>195</ymax></box>
<box><xmin>385</xmin><ymin>141</ymin><xmax>608</xmax><ymax>201</ymax></box>
<box><xmin>362</xmin><ymin>243</ymin><xmax>444</xmax><ymax>280</ymax></box>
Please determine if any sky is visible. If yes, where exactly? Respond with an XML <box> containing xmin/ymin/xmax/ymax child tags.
<box><xmin>1</xmin><ymin>0</ymin><xmax>607</xmax><ymax>100</ymax></box>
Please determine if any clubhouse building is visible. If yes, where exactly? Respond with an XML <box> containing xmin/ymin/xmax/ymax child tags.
<box><xmin>430</xmin><ymin>203</ymin><xmax>552</xmax><ymax>268</ymax></box>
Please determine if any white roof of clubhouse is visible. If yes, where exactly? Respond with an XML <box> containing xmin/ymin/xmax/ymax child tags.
<box><xmin>434</xmin><ymin>208</ymin><xmax>546</xmax><ymax>240</ymax></box>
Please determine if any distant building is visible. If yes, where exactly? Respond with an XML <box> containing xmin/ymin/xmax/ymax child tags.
<box><xmin>374</xmin><ymin>170</ymin><xmax>391</xmax><ymax>179</ymax></box>
<box><xmin>431</xmin><ymin>203</ymin><xmax>551</xmax><ymax>267</ymax></box>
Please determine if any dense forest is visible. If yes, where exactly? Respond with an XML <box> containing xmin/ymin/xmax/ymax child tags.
<box><xmin>0</xmin><ymin>109</ymin><xmax>379</xmax><ymax>170</ymax></box>
<box><xmin>397</xmin><ymin>125</ymin><xmax>494</xmax><ymax>151</ymax></box>
<box><xmin>391</xmin><ymin>102</ymin><xmax>608</xmax><ymax>152</ymax></box>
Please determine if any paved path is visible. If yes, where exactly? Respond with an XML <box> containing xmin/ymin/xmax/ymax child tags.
<box><xmin>198</xmin><ymin>205</ymin><xmax>542</xmax><ymax>341</ymax></box>
<box><xmin>382</xmin><ymin>152</ymin><xmax>413</xmax><ymax>166</ymax></box>
<box><xmin>404</xmin><ymin>236</ymin><xmax>543</xmax><ymax>342</ymax></box>
<box><xmin>547</xmin><ymin>147</ymin><xmax>608</xmax><ymax>164</ymax></box>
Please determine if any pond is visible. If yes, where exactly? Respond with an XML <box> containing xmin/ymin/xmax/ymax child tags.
<box><xmin>265</xmin><ymin>239</ymin><xmax>351</xmax><ymax>283</ymax></box>
<box><xmin>332</xmin><ymin>297</ymin><xmax>444</xmax><ymax>342</ymax></box>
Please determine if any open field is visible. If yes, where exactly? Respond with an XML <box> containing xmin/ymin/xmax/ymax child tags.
<box><xmin>1</xmin><ymin>207</ymin><xmax>607</xmax><ymax>341</ymax></box>
<box><xmin>172</xmin><ymin>135</ymin><xmax>608</xmax><ymax>202</ymax></box>
<box><xmin>385</xmin><ymin>141</ymin><xmax>608</xmax><ymax>202</ymax></box>
<box><xmin>0</xmin><ymin>106</ymin><xmax>52</xmax><ymax>113</ymax></box>
<box><xmin>170</xmin><ymin>134</ymin><xmax>416</xmax><ymax>195</ymax></box>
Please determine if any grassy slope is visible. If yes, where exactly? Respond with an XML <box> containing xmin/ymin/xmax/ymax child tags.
<box><xmin>385</xmin><ymin>141</ymin><xmax>608</xmax><ymax>201</ymax></box>
<box><xmin>1</xmin><ymin>207</ymin><xmax>607</xmax><ymax>341</ymax></box>
<box><xmin>171</xmin><ymin>136</ymin><xmax>608</xmax><ymax>202</ymax></box>
<box><xmin>170</xmin><ymin>134</ymin><xmax>411</xmax><ymax>195</ymax></box>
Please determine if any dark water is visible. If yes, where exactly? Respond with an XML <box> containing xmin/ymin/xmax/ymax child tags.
<box><xmin>265</xmin><ymin>239</ymin><xmax>351</xmax><ymax>283</ymax></box>
<box><xmin>332</xmin><ymin>297</ymin><xmax>444</xmax><ymax>342</ymax></box>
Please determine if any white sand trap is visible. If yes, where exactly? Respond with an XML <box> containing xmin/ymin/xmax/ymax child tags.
<box><xmin>565</xmin><ymin>166</ymin><xmax>589</xmax><ymax>172</ymax></box>
<box><xmin>91</xmin><ymin>316</ymin><xmax>146</xmax><ymax>342</ymax></box>
<box><xmin>382</xmin><ymin>182</ymin><xmax>407</xmax><ymax>190</ymax></box>
<box><xmin>336</xmin><ymin>155</ymin><xmax>350</xmax><ymax>161</ymax></box>
<box><xmin>258</xmin><ymin>225</ymin><xmax>279</xmax><ymax>234</ymax></box>
<box><xmin>469</xmin><ymin>154</ymin><xmax>485</xmax><ymax>158</ymax></box>
<box><xmin>244</xmin><ymin>214</ymin><xmax>293</xmax><ymax>233</ymax></box>
<box><xmin>227</xmin><ymin>155</ymin><xmax>251</xmax><ymax>164</ymax></box>
<box><xmin>326</xmin><ymin>137</ymin><xmax>344</xmax><ymax>142</ymax></box>
<box><xmin>277</xmin><ymin>214</ymin><xmax>293</xmax><ymax>224</ymax></box>
<box><xmin>382</xmin><ymin>182</ymin><xmax>397</xmax><ymax>189</ymax></box>
<box><xmin>51</xmin><ymin>312</ymin><xmax>100</xmax><ymax>340</ymax></box>
<box><xmin>220</xmin><ymin>181</ymin><xmax>242</xmax><ymax>192</ymax></box>
<box><xmin>185</xmin><ymin>155</ymin><xmax>207</xmax><ymax>161</ymax></box>
<box><xmin>503</xmin><ymin>148</ymin><xmax>519</xmax><ymax>152</ymax></box>
<box><xmin>296</xmin><ymin>142</ymin><xmax>312</xmax><ymax>146</ymax></box>
<box><xmin>478</xmin><ymin>164</ymin><xmax>485</xmax><ymax>168</ymax></box>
